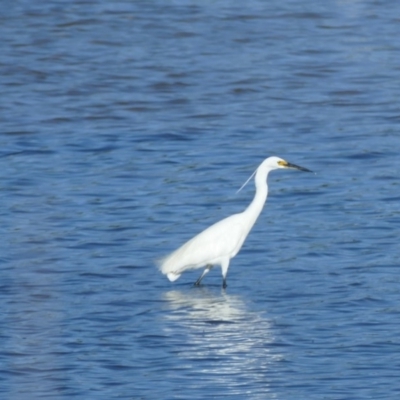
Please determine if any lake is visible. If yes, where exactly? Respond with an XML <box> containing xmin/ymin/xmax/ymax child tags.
<box><xmin>2</xmin><ymin>1</ymin><xmax>400</xmax><ymax>399</ymax></box>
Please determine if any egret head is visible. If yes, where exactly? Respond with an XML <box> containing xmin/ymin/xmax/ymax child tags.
<box><xmin>237</xmin><ymin>156</ymin><xmax>312</xmax><ymax>194</ymax></box>
<box><xmin>266</xmin><ymin>156</ymin><xmax>312</xmax><ymax>172</ymax></box>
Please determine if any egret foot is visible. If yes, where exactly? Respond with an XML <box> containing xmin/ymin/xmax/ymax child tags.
<box><xmin>194</xmin><ymin>265</ymin><xmax>213</xmax><ymax>286</ymax></box>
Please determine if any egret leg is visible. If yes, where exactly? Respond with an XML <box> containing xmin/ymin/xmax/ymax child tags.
<box><xmin>221</xmin><ymin>259</ymin><xmax>230</xmax><ymax>289</ymax></box>
<box><xmin>194</xmin><ymin>265</ymin><xmax>213</xmax><ymax>286</ymax></box>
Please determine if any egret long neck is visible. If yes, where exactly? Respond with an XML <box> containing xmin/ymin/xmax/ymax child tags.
<box><xmin>243</xmin><ymin>168</ymin><xmax>269</xmax><ymax>229</ymax></box>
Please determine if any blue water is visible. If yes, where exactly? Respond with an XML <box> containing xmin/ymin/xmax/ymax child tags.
<box><xmin>2</xmin><ymin>1</ymin><xmax>400</xmax><ymax>399</ymax></box>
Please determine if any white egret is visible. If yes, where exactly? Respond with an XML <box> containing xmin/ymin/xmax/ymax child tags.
<box><xmin>159</xmin><ymin>156</ymin><xmax>312</xmax><ymax>288</ymax></box>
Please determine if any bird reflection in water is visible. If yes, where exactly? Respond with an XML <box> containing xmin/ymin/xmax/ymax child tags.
<box><xmin>163</xmin><ymin>289</ymin><xmax>283</xmax><ymax>394</ymax></box>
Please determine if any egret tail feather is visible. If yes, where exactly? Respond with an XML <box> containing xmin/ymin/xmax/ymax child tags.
<box><xmin>167</xmin><ymin>272</ymin><xmax>181</xmax><ymax>282</ymax></box>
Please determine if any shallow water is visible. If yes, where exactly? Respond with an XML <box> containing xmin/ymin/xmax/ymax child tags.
<box><xmin>2</xmin><ymin>1</ymin><xmax>400</xmax><ymax>399</ymax></box>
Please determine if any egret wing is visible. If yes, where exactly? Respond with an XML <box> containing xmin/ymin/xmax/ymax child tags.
<box><xmin>160</xmin><ymin>213</ymin><xmax>245</xmax><ymax>274</ymax></box>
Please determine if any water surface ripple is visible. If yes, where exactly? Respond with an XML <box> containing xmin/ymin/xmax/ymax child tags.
<box><xmin>2</xmin><ymin>1</ymin><xmax>400</xmax><ymax>399</ymax></box>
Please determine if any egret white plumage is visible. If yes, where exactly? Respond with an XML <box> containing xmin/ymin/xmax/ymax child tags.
<box><xmin>159</xmin><ymin>156</ymin><xmax>311</xmax><ymax>288</ymax></box>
